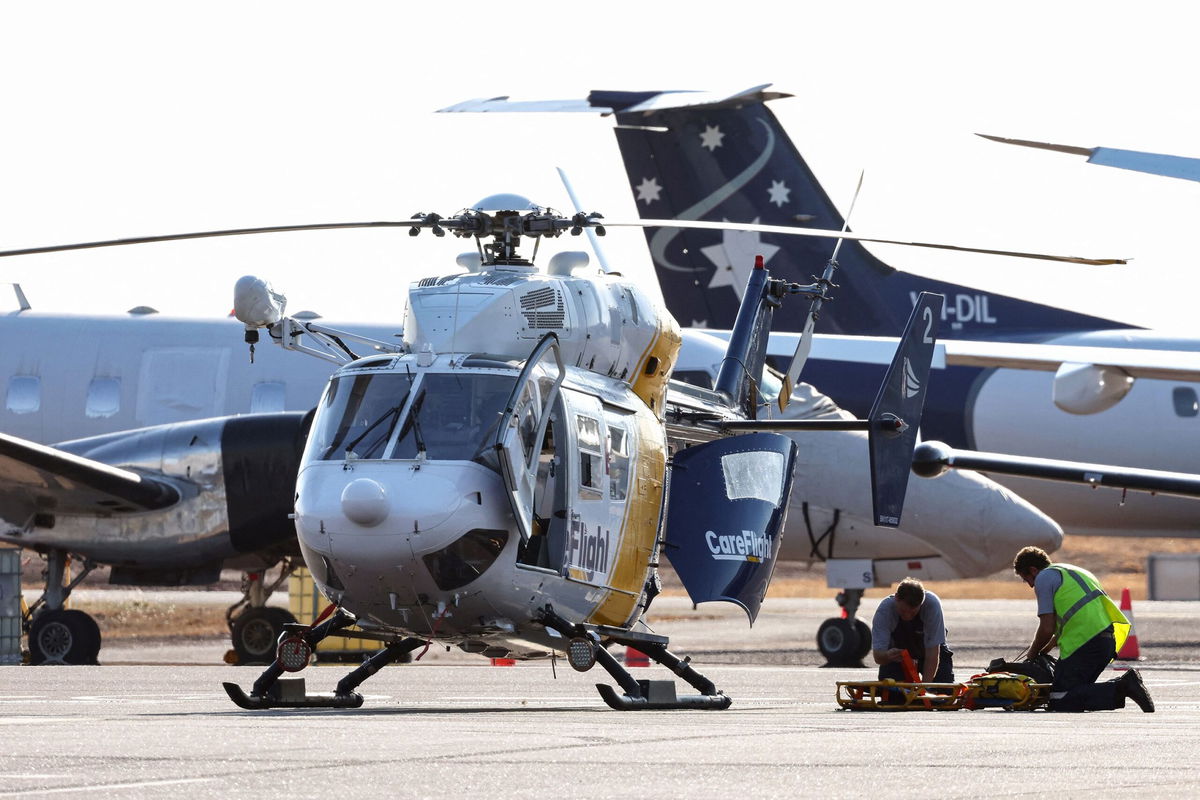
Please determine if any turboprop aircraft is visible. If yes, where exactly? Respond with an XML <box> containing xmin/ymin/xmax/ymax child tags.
<box><xmin>218</xmin><ymin>197</ymin><xmax>943</xmax><ymax>710</ymax></box>
<box><xmin>442</xmin><ymin>86</ymin><xmax>1200</xmax><ymax>542</ymax></box>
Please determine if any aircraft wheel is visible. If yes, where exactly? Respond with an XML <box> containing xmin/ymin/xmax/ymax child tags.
<box><xmin>231</xmin><ymin>607</ymin><xmax>297</xmax><ymax>665</ymax></box>
<box><xmin>854</xmin><ymin>618</ymin><xmax>872</xmax><ymax>661</ymax></box>
<box><xmin>29</xmin><ymin>609</ymin><xmax>102</xmax><ymax>665</ymax></box>
<box><xmin>816</xmin><ymin>617</ymin><xmax>861</xmax><ymax>667</ymax></box>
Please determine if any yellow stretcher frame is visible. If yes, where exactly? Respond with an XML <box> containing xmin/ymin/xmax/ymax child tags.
<box><xmin>836</xmin><ymin>679</ymin><xmax>1052</xmax><ymax>711</ymax></box>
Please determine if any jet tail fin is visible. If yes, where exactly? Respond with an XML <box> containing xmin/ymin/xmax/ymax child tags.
<box><xmin>868</xmin><ymin>292</ymin><xmax>943</xmax><ymax>526</ymax></box>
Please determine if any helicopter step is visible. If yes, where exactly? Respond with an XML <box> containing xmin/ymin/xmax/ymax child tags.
<box><xmin>541</xmin><ymin>607</ymin><xmax>731</xmax><ymax>711</ymax></box>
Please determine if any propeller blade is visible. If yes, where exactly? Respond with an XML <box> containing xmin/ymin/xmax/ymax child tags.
<box><xmin>607</xmin><ymin>218</ymin><xmax>1126</xmax><ymax>265</ymax></box>
<box><xmin>0</xmin><ymin>221</ymin><xmax>412</xmax><ymax>259</ymax></box>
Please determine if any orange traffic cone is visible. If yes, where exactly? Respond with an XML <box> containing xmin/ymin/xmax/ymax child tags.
<box><xmin>1116</xmin><ymin>587</ymin><xmax>1141</xmax><ymax>661</ymax></box>
<box><xmin>625</xmin><ymin>647</ymin><xmax>650</xmax><ymax>668</ymax></box>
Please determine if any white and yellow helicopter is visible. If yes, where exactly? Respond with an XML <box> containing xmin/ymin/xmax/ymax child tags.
<box><xmin>217</xmin><ymin>196</ymin><xmax>943</xmax><ymax>710</ymax></box>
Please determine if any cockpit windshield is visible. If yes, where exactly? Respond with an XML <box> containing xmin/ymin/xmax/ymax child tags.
<box><xmin>393</xmin><ymin>373</ymin><xmax>516</xmax><ymax>461</ymax></box>
<box><xmin>308</xmin><ymin>372</ymin><xmax>414</xmax><ymax>460</ymax></box>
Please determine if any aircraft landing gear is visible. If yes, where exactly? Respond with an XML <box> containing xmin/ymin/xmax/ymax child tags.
<box><xmin>223</xmin><ymin>610</ymin><xmax>424</xmax><ymax>709</ymax></box>
<box><xmin>24</xmin><ymin>550</ymin><xmax>101</xmax><ymax>665</ymax></box>
<box><xmin>539</xmin><ymin>607</ymin><xmax>732</xmax><ymax>710</ymax></box>
<box><xmin>225</xmin><ymin>562</ymin><xmax>299</xmax><ymax>664</ymax></box>
<box><xmin>817</xmin><ymin>589</ymin><xmax>871</xmax><ymax>667</ymax></box>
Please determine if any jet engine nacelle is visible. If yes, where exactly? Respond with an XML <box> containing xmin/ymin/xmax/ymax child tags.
<box><xmin>1052</xmin><ymin>361</ymin><xmax>1134</xmax><ymax>414</ymax></box>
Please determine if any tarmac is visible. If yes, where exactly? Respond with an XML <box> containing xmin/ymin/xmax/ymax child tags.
<box><xmin>1</xmin><ymin>597</ymin><xmax>1198</xmax><ymax>798</ymax></box>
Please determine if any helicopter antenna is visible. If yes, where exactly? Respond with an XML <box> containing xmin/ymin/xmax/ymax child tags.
<box><xmin>779</xmin><ymin>171</ymin><xmax>865</xmax><ymax>409</ymax></box>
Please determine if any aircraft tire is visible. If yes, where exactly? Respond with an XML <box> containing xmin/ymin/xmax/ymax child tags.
<box><xmin>816</xmin><ymin>617</ymin><xmax>861</xmax><ymax>667</ymax></box>
<box><xmin>29</xmin><ymin>609</ymin><xmax>102</xmax><ymax>665</ymax></box>
<box><xmin>854</xmin><ymin>618</ymin><xmax>872</xmax><ymax>661</ymax></box>
<box><xmin>231</xmin><ymin>606</ymin><xmax>298</xmax><ymax>665</ymax></box>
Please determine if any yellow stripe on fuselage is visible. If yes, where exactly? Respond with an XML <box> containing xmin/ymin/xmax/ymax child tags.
<box><xmin>629</xmin><ymin>313</ymin><xmax>681</xmax><ymax>419</ymax></box>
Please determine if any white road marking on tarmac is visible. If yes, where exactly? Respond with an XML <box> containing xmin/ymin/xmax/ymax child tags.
<box><xmin>0</xmin><ymin>777</ymin><xmax>217</xmax><ymax>797</ymax></box>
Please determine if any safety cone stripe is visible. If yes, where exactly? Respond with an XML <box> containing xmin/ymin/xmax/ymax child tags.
<box><xmin>625</xmin><ymin>647</ymin><xmax>649</xmax><ymax>667</ymax></box>
<box><xmin>1116</xmin><ymin>587</ymin><xmax>1141</xmax><ymax>661</ymax></box>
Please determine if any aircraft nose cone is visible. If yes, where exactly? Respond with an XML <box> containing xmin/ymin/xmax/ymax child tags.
<box><xmin>341</xmin><ymin>478</ymin><xmax>389</xmax><ymax>527</ymax></box>
<box><xmin>906</xmin><ymin>467</ymin><xmax>1063</xmax><ymax>575</ymax></box>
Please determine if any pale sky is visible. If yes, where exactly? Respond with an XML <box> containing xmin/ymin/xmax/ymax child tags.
<box><xmin>0</xmin><ymin>1</ymin><xmax>1196</xmax><ymax>331</ymax></box>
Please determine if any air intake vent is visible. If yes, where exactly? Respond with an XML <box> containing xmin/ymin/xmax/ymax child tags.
<box><xmin>480</xmin><ymin>273</ymin><xmax>525</xmax><ymax>286</ymax></box>
<box><xmin>519</xmin><ymin>287</ymin><xmax>565</xmax><ymax>329</ymax></box>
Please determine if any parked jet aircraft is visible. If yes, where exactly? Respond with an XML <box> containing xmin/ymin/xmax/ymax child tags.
<box><xmin>444</xmin><ymin>86</ymin><xmax>1200</xmax><ymax>540</ymax></box>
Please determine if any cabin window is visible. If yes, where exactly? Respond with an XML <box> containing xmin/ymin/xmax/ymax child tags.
<box><xmin>250</xmin><ymin>381</ymin><xmax>286</xmax><ymax>413</ymax></box>
<box><xmin>606</xmin><ymin>418</ymin><xmax>631</xmax><ymax>502</ymax></box>
<box><xmin>1173</xmin><ymin>387</ymin><xmax>1198</xmax><ymax>418</ymax></box>
<box><xmin>721</xmin><ymin>450</ymin><xmax>787</xmax><ymax>506</ymax></box>
<box><xmin>576</xmin><ymin>414</ymin><xmax>604</xmax><ymax>494</ymax></box>
<box><xmin>5</xmin><ymin>375</ymin><xmax>40</xmax><ymax>414</ymax></box>
<box><xmin>86</xmin><ymin>377</ymin><xmax>121</xmax><ymax>418</ymax></box>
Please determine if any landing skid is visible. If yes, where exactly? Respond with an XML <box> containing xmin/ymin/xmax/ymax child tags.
<box><xmin>539</xmin><ymin>607</ymin><xmax>731</xmax><ymax>711</ymax></box>
<box><xmin>221</xmin><ymin>608</ymin><xmax>424</xmax><ymax>710</ymax></box>
<box><xmin>223</xmin><ymin>680</ymin><xmax>363</xmax><ymax>710</ymax></box>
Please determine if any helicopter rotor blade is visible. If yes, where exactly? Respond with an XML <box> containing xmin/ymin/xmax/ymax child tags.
<box><xmin>0</xmin><ymin>216</ymin><xmax>1127</xmax><ymax>266</ymax></box>
<box><xmin>0</xmin><ymin>222</ymin><xmax>413</xmax><ymax>259</ymax></box>
<box><xmin>606</xmin><ymin>218</ymin><xmax>1126</xmax><ymax>266</ymax></box>
<box><xmin>779</xmin><ymin>172</ymin><xmax>866</xmax><ymax>408</ymax></box>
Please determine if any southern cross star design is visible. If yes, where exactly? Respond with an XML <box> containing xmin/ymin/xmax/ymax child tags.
<box><xmin>699</xmin><ymin>124</ymin><xmax>724</xmax><ymax>152</ymax></box>
<box><xmin>767</xmin><ymin>179</ymin><xmax>790</xmax><ymax>207</ymax></box>
<box><xmin>636</xmin><ymin>177</ymin><xmax>662</xmax><ymax>205</ymax></box>
<box><xmin>700</xmin><ymin>219</ymin><xmax>780</xmax><ymax>299</ymax></box>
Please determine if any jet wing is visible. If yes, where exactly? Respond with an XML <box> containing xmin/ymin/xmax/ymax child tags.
<box><xmin>754</xmin><ymin>331</ymin><xmax>1200</xmax><ymax>383</ymax></box>
<box><xmin>0</xmin><ymin>432</ymin><xmax>181</xmax><ymax>532</ymax></box>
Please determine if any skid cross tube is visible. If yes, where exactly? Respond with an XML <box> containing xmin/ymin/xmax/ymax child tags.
<box><xmin>538</xmin><ymin>606</ymin><xmax>731</xmax><ymax>710</ymax></box>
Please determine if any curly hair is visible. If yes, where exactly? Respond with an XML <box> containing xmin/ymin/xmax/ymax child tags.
<box><xmin>1013</xmin><ymin>546</ymin><xmax>1052</xmax><ymax>575</ymax></box>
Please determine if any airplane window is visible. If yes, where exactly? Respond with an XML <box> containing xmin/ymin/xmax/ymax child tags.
<box><xmin>422</xmin><ymin>528</ymin><xmax>510</xmax><ymax>590</ymax></box>
<box><xmin>721</xmin><ymin>450</ymin><xmax>786</xmax><ymax>506</ymax></box>
<box><xmin>250</xmin><ymin>381</ymin><xmax>286</xmax><ymax>413</ymax></box>
<box><xmin>393</xmin><ymin>373</ymin><xmax>516</xmax><ymax>462</ymax></box>
<box><xmin>672</xmin><ymin>370</ymin><xmax>714</xmax><ymax>390</ymax></box>
<box><xmin>86</xmin><ymin>377</ymin><xmax>121</xmax><ymax>418</ymax></box>
<box><xmin>5</xmin><ymin>375</ymin><xmax>40</xmax><ymax>414</ymax></box>
<box><xmin>1173</xmin><ymin>387</ymin><xmax>1198</xmax><ymax>418</ymax></box>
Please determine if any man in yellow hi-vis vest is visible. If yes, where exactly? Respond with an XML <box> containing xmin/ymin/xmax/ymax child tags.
<box><xmin>1013</xmin><ymin>546</ymin><xmax>1153</xmax><ymax>712</ymax></box>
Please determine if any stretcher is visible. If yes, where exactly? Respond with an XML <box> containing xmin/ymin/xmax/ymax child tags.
<box><xmin>835</xmin><ymin>677</ymin><xmax>1052</xmax><ymax>711</ymax></box>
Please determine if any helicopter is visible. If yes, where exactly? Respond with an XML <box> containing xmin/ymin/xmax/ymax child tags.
<box><xmin>218</xmin><ymin>196</ymin><xmax>942</xmax><ymax>710</ymax></box>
